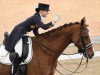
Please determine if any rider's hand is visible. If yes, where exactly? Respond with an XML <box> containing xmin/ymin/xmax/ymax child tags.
<box><xmin>52</xmin><ymin>15</ymin><xmax>60</xmax><ymax>25</ymax></box>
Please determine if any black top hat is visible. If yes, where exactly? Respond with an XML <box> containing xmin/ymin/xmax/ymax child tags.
<box><xmin>35</xmin><ymin>3</ymin><xmax>50</xmax><ymax>11</ymax></box>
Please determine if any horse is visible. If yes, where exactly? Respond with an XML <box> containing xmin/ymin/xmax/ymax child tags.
<box><xmin>0</xmin><ymin>17</ymin><xmax>94</xmax><ymax>75</ymax></box>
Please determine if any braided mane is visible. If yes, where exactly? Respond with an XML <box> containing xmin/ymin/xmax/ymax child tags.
<box><xmin>40</xmin><ymin>22</ymin><xmax>80</xmax><ymax>36</ymax></box>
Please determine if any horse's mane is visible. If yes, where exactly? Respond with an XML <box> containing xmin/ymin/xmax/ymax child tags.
<box><xmin>40</xmin><ymin>22</ymin><xmax>80</xmax><ymax>36</ymax></box>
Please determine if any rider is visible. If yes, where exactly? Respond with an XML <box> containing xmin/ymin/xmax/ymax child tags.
<box><xmin>5</xmin><ymin>3</ymin><xmax>60</xmax><ymax>73</ymax></box>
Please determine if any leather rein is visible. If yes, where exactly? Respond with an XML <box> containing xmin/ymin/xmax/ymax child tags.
<box><xmin>79</xmin><ymin>25</ymin><xmax>93</xmax><ymax>58</ymax></box>
<box><xmin>36</xmin><ymin>24</ymin><xmax>93</xmax><ymax>75</ymax></box>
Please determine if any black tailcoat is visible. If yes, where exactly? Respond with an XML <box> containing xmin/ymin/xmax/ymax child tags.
<box><xmin>5</xmin><ymin>13</ymin><xmax>53</xmax><ymax>52</ymax></box>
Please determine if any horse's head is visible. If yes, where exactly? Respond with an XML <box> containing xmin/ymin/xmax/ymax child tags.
<box><xmin>72</xmin><ymin>17</ymin><xmax>94</xmax><ymax>59</ymax></box>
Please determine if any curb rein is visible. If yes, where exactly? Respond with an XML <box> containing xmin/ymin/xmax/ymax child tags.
<box><xmin>79</xmin><ymin>25</ymin><xmax>93</xmax><ymax>58</ymax></box>
<box><xmin>35</xmin><ymin>24</ymin><xmax>93</xmax><ymax>75</ymax></box>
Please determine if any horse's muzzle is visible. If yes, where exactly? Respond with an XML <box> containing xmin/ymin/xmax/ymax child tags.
<box><xmin>83</xmin><ymin>51</ymin><xmax>94</xmax><ymax>59</ymax></box>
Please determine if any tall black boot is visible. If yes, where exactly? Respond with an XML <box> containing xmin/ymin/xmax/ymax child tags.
<box><xmin>18</xmin><ymin>64</ymin><xmax>27</xmax><ymax>75</ymax></box>
<box><xmin>10</xmin><ymin>52</ymin><xmax>21</xmax><ymax>75</ymax></box>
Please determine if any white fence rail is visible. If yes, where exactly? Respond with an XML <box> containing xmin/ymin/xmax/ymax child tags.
<box><xmin>91</xmin><ymin>36</ymin><xmax>100</xmax><ymax>44</ymax></box>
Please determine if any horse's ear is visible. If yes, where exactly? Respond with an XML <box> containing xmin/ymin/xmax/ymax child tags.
<box><xmin>81</xmin><ymin>17</ymin><xmax>86</xmax><ymax>26</ymax></box>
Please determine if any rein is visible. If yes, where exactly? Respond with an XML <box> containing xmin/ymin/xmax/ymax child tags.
<box><xmin>36</xmin><ymin>37</ymin><xmax>59</xmax><ymax>56</ymax></box>
<box><xmin>79</xmin><ymin>25</ymin><xmax>93</xmax><ymax>58</ymax></box>
<box><xmin>56</xmin><ymin>56</ymin><xmax>88</xmax><ymax>75</ymax></box>
<box><xmin>56</xmin><ymin>25</ymin><xmax>90</xmax><ymax>75</ymax></box>
<box><xmin>36</xmin><ymin>24</ymin><xmax>92</xmax><ymax>75</ymax></box>
<box><xmin>36</xmin><ymin>36</ymin><xmax>88</xmax><ymax>75</ymax></box>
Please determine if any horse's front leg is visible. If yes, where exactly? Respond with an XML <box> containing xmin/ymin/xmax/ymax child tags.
<box><xmin>50</xmin><ymin>61</ymin><xmax>57</xmax><ymax>75</ymax></box>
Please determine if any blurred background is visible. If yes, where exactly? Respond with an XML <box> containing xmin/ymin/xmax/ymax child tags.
<box><xmin>0</xmin><ymin>0</ymin><xmax>100</xmax><ymax>75</ymax></box>
<box><xmin>0</xmin><ymin>0</ymin><xmax>100</xmax><ymax>42</ymax></box>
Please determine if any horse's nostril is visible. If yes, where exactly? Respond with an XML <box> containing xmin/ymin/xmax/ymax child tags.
<box><xmin>92</xmin><ymin>53</ymin><xmax>94</xmax><ymax>57</ymax></box>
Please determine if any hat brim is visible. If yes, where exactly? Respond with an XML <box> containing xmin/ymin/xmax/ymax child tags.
<box><xmin>35</xmin><ymin>8</ymin><xmax>50</xmax><ymax>11</ymax></box>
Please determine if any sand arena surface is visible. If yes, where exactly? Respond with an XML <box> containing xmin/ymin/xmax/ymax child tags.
<box><xmin>55</xmin><ymin>43</ymin><xmax>100</xmax><ymax>75</ymax></box>
<box><xmin>55</xmin><ymin>57</ymin><xmax>100</xmax><ymax>75</ymax></box>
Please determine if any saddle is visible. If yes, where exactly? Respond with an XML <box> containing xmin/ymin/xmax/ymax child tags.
<box><xmin>0</xmin><ymin>32</ymin><xmax>33</xmax><ymax>75</ymax></box>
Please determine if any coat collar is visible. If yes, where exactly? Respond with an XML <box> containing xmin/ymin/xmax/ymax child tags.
<box><xmin>34</xmin><ymin>13</ymin><xmax>44</xmax><ymax>21</ymax></box>
<box><xmin>39</xmin><ymin>13</ymin><xmax>44</xmax><ymax>20</ymax></box>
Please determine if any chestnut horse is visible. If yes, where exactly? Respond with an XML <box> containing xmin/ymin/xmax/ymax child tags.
<box><xmin>0</xmin><ymin>17</ymin><xmax>94</xmax><ymax>75</ymax></box>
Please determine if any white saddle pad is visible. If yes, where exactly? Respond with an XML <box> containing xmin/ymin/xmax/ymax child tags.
<box><xmin>0</xmin><ymin>37</ymin><xmax>33</xmax><ymax>65</ymax></box>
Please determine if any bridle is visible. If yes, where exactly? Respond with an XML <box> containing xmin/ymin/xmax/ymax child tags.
<box><xmin>36</xmin><ymin>24</ymin><xmax>93</xmax><ymax>57</ymax></box>
<box><xmin>56</xmin><ymin>25</ymin><xmax>93</xmax><ymax>75</ymax></box>
<box><xmin>78</xmin><ymin>24</ymin><xmax>93</xmax><ymax>58</ymax></box>
<box><xmin>36</xmin><ymin>23</ymin><xmax>93</xmax><ymax>75</ymax></box>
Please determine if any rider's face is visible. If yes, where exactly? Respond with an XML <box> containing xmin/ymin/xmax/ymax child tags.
<box><xmin>39</xmin><ymin>10</ymin><xmax>49</xmax><ymax>17</ymax></box>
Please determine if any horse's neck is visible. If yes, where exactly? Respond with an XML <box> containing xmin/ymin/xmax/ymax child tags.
<box><xmin>39</xmin><ymin>26</ymin><xmax>76</xmax><ymax>57</ymax></box>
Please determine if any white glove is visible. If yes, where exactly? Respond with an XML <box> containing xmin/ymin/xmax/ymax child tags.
<box><xmin>52</xmin><ymin>15</ymin><xmax>60</xmax><ymax>24</ymax></box>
